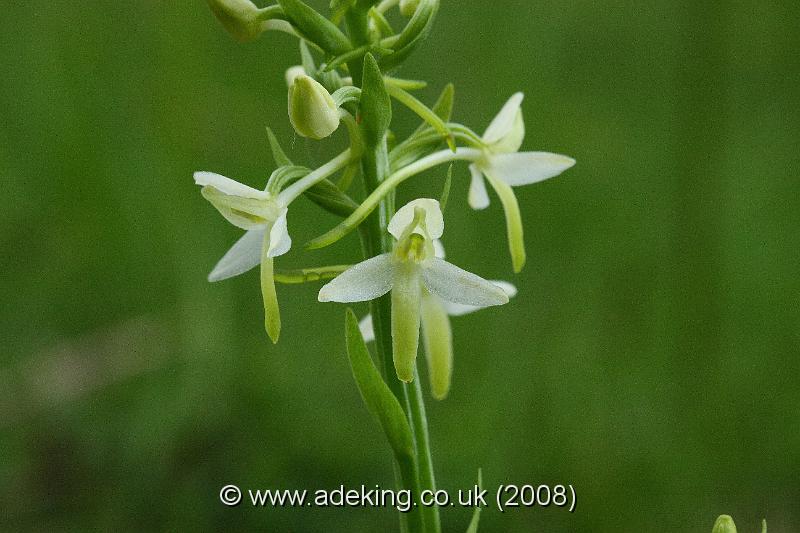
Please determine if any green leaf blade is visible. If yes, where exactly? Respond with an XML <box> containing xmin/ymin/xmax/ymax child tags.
<box><xmin>344</xmin><ymin>309</ymin><xmax>415</xmax><ymax>464</ymax></box>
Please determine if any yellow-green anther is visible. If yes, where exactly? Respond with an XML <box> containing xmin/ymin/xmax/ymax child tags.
<box><xmin>485</xmin><ymin>172</ymin><xmax>526</xmax><ymax>273</ymax></box>
<box><xmin>712</xmin><ymin>515</ymin><xmax>737</xmax><ymax>533</ymax></box>
<box><xmin>207</xmin><ymin>0</ymin><xmax>269</xmax><ymax>42</ymax></box>
<box><xmin>288</xmin><ymin>75</ymin><xmax>341</xmax><ymax>140</ymax></box>
<box><xmin>400</xmin><ymin>0</ymin><xmax>420</xmax><ymax>17</ymax></box>
<box><xmin>391</xmin><ymin>263</ymin><xmax>421</xmax><ymax>382</ymax></box>
<box><xmin>261</xmin><ymin>234</ymin><xmax>281</xmax><ymax>344</ymax></box>
<box><xmin>420</xmin><ymin>291</ymin><xmax>452</xmax><ymax>399</ymax></box>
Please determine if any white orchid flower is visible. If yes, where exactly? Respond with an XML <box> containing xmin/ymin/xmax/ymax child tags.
<box><xmin>357</xmin><ymin>241</ymin><xmax>517</xmax><ymax>399</ymax></box>
<box><xmin>195</xmin><ymin>149</ymin><xmax>351</xmax><ymax>343</ymax></box>
<box><xmin>467</xmin><ymin>93</ymin><xmax>576</xmax><ymax>272</ymax></box>
<box><xmin>318</xmin><ymin>199</ymin><xmax>509</xmax><ymax>384</ymax></box>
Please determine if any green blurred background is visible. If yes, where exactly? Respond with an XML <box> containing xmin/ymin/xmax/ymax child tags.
<box><xmin>2</xmin><ymin>1</ymin><xmax>798</xmax><ymax>531</ymax></box>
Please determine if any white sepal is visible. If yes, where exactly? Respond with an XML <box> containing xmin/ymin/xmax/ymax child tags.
<box><xmin>194</xmin><ymin>171</ymin><xmax>268</xmax><ymax>199</ymax></box>
<box><xmin>421</xmin><ymin>258</ymin><xmax>509</xmax><ymax>307</ymax></box>
<box><xmin>318</xmin><ymin>253</ymin><xmax>395</xmax><ymax>303</ymax></box>
<box><xmin>486</xmin><ymin>152</ymin><xmax>576</xmax><ymax>186</ymax></box>
<box><xmin>442</xmin><ymin>280</ymin><xmax>517</xmax><ymax>316</ymax></box>
<box><xmin>208</xmin><ymin>229</ymin><xmax>265</xmax><ymax>282</ymax></box>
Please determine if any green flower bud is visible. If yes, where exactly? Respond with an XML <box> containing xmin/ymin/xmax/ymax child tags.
<box><xmin>400</xmin><ymin>0</ymin><xmax>420</xmax><ymax>17</ymax></box>
<box><xmin>712</xmin><ymin>515</ymin><xmax>737</xmax><ymax>533</ymax></box>
<box><xmin>288</xmin><ymin>75</ymin><xmax>341</xmax><ymax>140</ymax></box>
<box><xmin>207</xmin><ymin>0</ymin><xmax>267</xmax><ymax>43</ymax></box>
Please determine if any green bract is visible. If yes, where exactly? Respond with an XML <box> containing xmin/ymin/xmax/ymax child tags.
<box><xmin>360</xmin><ymin>54</ymin><xmax>392</xmax><ymax>146</ymax></box>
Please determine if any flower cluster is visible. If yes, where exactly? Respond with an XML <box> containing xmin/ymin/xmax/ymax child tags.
<box><xmin>196</xmin><ymin>0</ymin><xmax>575</xmax><ymax>396</ymax></box>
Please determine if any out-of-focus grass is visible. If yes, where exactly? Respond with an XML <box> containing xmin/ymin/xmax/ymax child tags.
<box><xmin>1</xmin><ymin>1</ymin><xmax>798</xmax><ymax>531</ymax></box>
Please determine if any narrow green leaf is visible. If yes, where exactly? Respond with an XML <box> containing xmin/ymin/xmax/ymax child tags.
<box><xmin>278</xmin><ymin>0</ymin><xmax>353</xmax><ymax>55</ymax></box>
<box><xmin>465</xmin><ymin>469</ymin><xmax>483</xmax><ymax>533</ymax></box>
<box><xmin>360</xmin><ymin>53</ymin><xmax>392</xmax><ymax>146</ymax></box>
<box><xmin>439</xmin><ymin>164</ymin><xmax>452</xmax><ymax>212</ymax></box>
<box><xmin>762</xmin><ymin>519</ymin><xmax>767</xmax><ymax>533</ymax></box>
<box><xmin>344</xmin><ymin>309</ymin><xmax>416</xmax><ymax>466</ymax></box>
<box><xmin>266</xmin><ymin>128</ymin><xmax>292</xmax><ymax>167</ymax></box>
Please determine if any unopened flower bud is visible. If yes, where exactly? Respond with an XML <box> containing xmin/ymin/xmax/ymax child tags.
<box><xmin>400</xmin><ymin>0</ymin><xmax>420</xmax><ymax>17</ymax></box>
<box><xmin>284</xmin><ymin>66</ymin><xmax>307</xmax><ymax>88</ymax></box>
<box><xmin>207</xmin><ymin>0</ymin><xmax>267</xmax><ymax>43</ymax></box>
<box><xmin>712</xmin><ymin>516</ymin><xmax>737</xmax><ymax>533</ymax></box>
<box><xmin>288</xmin><ymin>75</ymin><xmax>340</xmax><ymax>140</ymax></box>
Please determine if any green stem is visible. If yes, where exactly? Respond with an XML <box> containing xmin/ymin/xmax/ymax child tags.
<box><xmin>345</xmin><ymin>14</ymin><xmax>440</xmax><ymax>528</ymax></box>
<box><xmin>362</xmin><ymin>141</ymin><xmax>425</xmax><ymax>533</ymax></box>
<box><xmin>409</xmin><ymin>368</ymin><xmax>440</xmax><ymax>533</ymax></box>
<box><xmin>362</xmin><ymin>140</ymin><xmax>440</xmax><ymax>533</ymax></box>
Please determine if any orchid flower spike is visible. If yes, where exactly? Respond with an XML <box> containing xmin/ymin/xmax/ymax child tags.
<box><xmin>318</xmin><ymin>199</ymin><xmax>508</xmax><ymax>383</ymax></box>
<box><xmin>195</xmin><ymin>149</ymin><xmax>351</xmax><ymax>343</ymax></box>
<box><xmin>358</xmin><ymin>241</ymin><xmax>517</xmax><ymax>399</ymax></box>
<box><xmin>469</xmin><ymin>93</ymin><xmax>576</xmax><ymax>272</ymax></box>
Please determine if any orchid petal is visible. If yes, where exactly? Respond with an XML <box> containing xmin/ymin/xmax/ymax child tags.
<box><xmin>442</xmin><ymin>280</ymin><xmax>518</xmax><ymax>317</ymax></box>
<box><xmin>468</xmin><ymin>164</ymin><xmax>491</xmax><ymax>210</ymax></box>
<box><xmin>194</xmin><ymin>171</ymin><xmax>268</xmax><ymax>199</ymax></box>
<box><xmin>490</xmin><ymin>111</ymin><xmax>525</xmax><ymax>154</ymax></box>
<box><xmin>208</xmin><ymin>229</ymin><xmax>265</xmax><ymax>282</ymax></box>
<box><xmin>392</xmin><ymin>264</ymin><xmax>422</xmax><ymax>383</ymax></box>
<box><xmin>482</xmin><ymin>93</ymin><xmax>524</xmax><ymax>146</ymax></box>
<box><xmin>388</xmin><ymin>198</ymin><xmax>444</xmax><ymax>240</ymax></box>
<box><xmin>267</xmin><ymin>208</ymin><xmax>292</xmax><ymax>258</ymax></box>
<box><xmin>420</xmin><ymin>291</ymin><xmax>453</xmax><ymax>400</ymax></box>
<box><xmin>318</xmin><ymin>254</ymin><xmax>395</xmax><ymax>303</ymax></box>
<box><xmin>421</xmin><ymin>258</ymin><xmax>509</xmax><ymax>307</ymax></box>
<box><xmin>358</xmin><ymin>314</ymin><xmax>376</xmax><ymax>343</ymax></box>
<box><xmin>486</xmin><ymin>152</ymin><xmax>576</xmax><ymax>186</ymax></box>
